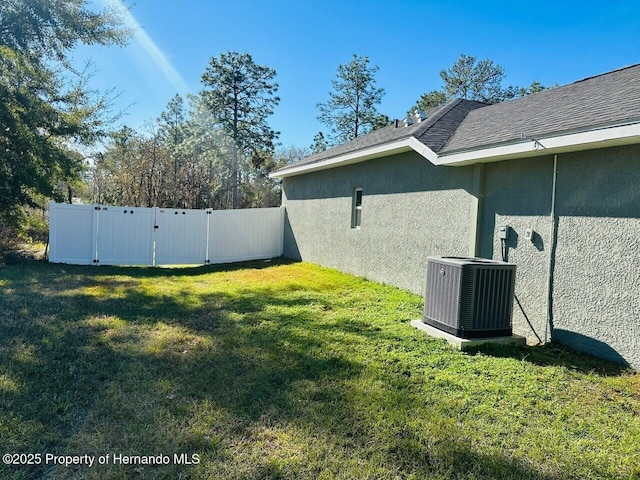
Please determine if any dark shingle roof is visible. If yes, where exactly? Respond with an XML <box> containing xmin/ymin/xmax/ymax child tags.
<box><xmin>415</xmin><ymin>99</ymin><xmax>486</xmax><ymax>152</ymax></box>
<box><xmin>275</xmin><ymin>99</ymin><xmax>486</xmax><ymax>173</ymax></box>
<box><xmin>441</xmin><ymin>63</ymin><xmax>640</xmax><ymax>154</ymax></box>
<box><xmin>280</xmin><ymin>117</ymin><xmax>426</xmax><ymax>170</ymax></box>
<box><xmin>274</xmin><ymin>63</ymin><xmax>640</xmax><ymax>175</ymax></box>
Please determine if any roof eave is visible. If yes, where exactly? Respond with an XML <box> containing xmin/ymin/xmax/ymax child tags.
<box><xmin>271</xmin><ymin>122</ymin><xmax>640</xmax><ymax>179</ymax></box>
<box><xmin>436</xmin><ymin>122</ymin><xmax>640</xmax><ymax>166</ymax></box>
<box><xmin>269</xmin><ymin>137</ymin><xmax>438</xmax><ymax>179</ymax></box>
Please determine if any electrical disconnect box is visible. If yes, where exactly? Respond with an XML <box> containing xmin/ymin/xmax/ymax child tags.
<box><xmin>498</xmin><ymin>225</ymin><xmax>510</xmax><ymax>240</ymax></box>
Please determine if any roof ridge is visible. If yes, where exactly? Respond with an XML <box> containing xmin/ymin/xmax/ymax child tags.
<box><xmin>439</xmin><ymin>63</ymin><xmax>640</xmax><ymax>155</ymax></box>
<box><xmin>411</xmin><ymin>99</ymin><xmax>488</xmax><ymax>153</ymax></box>
<box><xmin>479</xmin><ymin>63</ymin><xmax>640</xmax><ymax>111</ymax></box>
<box><xmin>437</xmin><ymin>101</ymin><xmax>485</xmax><ymax>151</ymax></box>
<box><xmin>411</xmin><ymin>99</ymin><xmax>463</xmax><ymax>138</ymax></box>
<box><xmin>412</xmin><ymin>99</ymin><xmax>489</xmax><ymax>140</ymax></box>
<box><xmin>571</xmin><ymin>62</ymin><xmax>640</xmax><ymax>85</ymax></box>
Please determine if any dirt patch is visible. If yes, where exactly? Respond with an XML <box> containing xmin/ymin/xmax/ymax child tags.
<box><xmin>0</xmin><ymin>244</ymin><xmax>46</xmax><ymax>267</ymax></box>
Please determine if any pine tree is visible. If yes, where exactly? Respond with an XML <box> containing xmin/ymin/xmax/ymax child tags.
<box><xmin>311</xmin><ymin>131</ymin><xmax>328</xmax><ymax>153</ymax></box>
<box><xmin>317</xmin><ymin>54</ymin><xmax>385</xmax><ymax>144</ymax></box>
<box><xmin>201</xmin><ymin>52</ymin><xmax>280</xmax><ymax>209</ymax></box>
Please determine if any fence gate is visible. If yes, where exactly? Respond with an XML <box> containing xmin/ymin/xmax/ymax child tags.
<box><xmin>48</xmin><ymin>203</ymin><xmax>97</xmax><ymax>265</ymax></box>
<box><xmin>154</xmin><ymin>208</ymin><xmax>210</xmax><ymax>265</ymax></box>
<box><xmin>95</xmin><ymin>206</ymin><xmax>156</xmax><ymax>265</ymax></box>
<box><xmin>48</xmin><ymin>202</ymin><xmax>284</xmax><ymax>266</ymax></box>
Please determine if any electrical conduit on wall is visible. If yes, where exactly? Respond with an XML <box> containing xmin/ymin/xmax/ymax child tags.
<box><xmin>546</xmin><ymin>154</ymin><xmax>559</xmax><ymax>343</ymax></box>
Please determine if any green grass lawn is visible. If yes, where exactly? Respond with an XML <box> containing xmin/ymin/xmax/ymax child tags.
<box><xmin>0</xmin><ymin>258</ymin><xmax>638</xmax><ymax>479</ymax></box>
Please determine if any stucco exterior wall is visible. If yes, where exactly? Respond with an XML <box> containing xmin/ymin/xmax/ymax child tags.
<box><xmin>479</xmin><ymin>156</ymin><xmax>554</xmax><ymax>344</ymax></box>
<box><xmin>552</xmin><ymin>146</ymin><xmax>640</xmax><ymax>368</ymax></box>
<box><xmin>282</xmin><ymin>151</ymin><xmax>475</xmax><ymax>295</ymax></box>
<box><xmin>467</xmin><ymin>146</ymin><xmax>640</xmax><ymax>367</ymax></box>
<box><xmin>281</xmin><ymin>144</ymin><xmax>640</xmax><ymax>369</ymax></box>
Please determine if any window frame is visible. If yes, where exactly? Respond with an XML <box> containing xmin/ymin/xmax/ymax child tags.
<box><xmin>351</xmin><ymin>187</ymin><xmax>363</xmax><ymax>229</ymax></box>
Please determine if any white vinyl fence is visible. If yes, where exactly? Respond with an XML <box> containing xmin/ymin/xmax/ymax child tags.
<box><xmin>48</xmin><ymin>201</ymin><xmax>284</xmax><ymax>266</ymax></box>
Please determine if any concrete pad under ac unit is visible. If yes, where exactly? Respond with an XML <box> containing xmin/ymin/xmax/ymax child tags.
<box><xmin>410</xmin><ymin>320</ymin><xmax>526</xmax><ymax>351</ymax></box>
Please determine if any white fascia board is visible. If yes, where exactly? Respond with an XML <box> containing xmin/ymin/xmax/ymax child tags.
<box><xmin>406</xmin><ymin>137</ymin><xmax>439</xmax><ymax>163</ymax></box>
<box><xmin>269</xmin><ymin>139</ymin><xmax>437</xmax><ymax>178</ymax></box>
<box><xmin>271</xmin><ymin>122</ymin><xmax>640</xmax><ymax>178</ymax></box>
<box><xmin>436</xmin><ymin>122</ymin><xmax>640</xmax><ymax>166</ymax></box>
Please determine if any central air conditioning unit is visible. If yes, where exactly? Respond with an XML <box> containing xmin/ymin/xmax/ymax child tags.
<box><xmin>423</xmin><ymin>257</ymin><xmax>516</xmax><ymax>339</ymax></box>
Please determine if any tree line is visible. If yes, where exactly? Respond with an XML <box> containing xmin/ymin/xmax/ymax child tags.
<box><xmin>313</xmin><ymin>53</ymin><xmax>549</xmax><ymax>148</ymax></box>
<box><xmin>84</xmin><ymin>51</ymin><xmax>550</xmax><ymax>213</ymax></box>
<box><xmin>0</xmin><ymin>0</ymin><xmax>547</xmax><ymax>244</ymax></box>
<box><xmin>90</xmin><ymin>57</ymin><xmax>297</xmax><ymax>212</ymax></box>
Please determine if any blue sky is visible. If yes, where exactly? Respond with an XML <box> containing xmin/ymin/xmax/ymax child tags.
<box><xmin>76</xmin><ymin>0</ymin><xmax>640</xmax><ymax>150</ymax></box>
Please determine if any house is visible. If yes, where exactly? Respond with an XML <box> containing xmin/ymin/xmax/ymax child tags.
<box><xmin>271</xmin><ymin>64</ymin><xmax>640</xmax><ymax>369</ymax></box>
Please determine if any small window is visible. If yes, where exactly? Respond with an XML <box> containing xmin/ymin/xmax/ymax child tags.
<box><xmin>352</xmin><ymin>187</ymin><xmax>362</xmax><ymax>228</ymax></box>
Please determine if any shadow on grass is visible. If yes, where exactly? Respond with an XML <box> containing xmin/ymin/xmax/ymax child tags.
<box><xmin>465</xmin><ymin>342</ymin><xmax>631</xmax><ymax>377</ymax></box>
<box><xmin>0</xmin><ymin>261</ymin><xmax>611</xmax><ymax>479</ymax></box>
<box><xmin>0</xmin><ymin>260</ymin><xmax>363</xmax><ymax>478</ymax></box>
<box><xmin>40</xmin><ymin>256</ymin><xmax>295</xmax><ymax>278</ymax></box>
